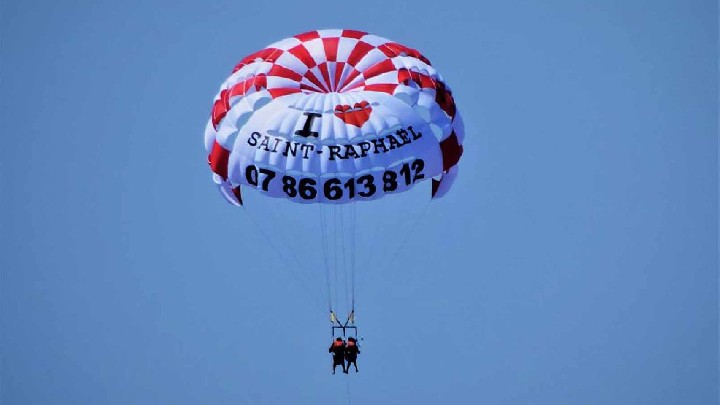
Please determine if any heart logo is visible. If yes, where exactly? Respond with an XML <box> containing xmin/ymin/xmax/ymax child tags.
<box><xmin>334</xmin><ymin>101</ymin><xmax>372</xmax><ymax>127</ymax></box>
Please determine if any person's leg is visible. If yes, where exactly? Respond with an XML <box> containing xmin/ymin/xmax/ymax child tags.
<box><xmin>334</xmin><ymin>357</ymin><xmax>343</xmax><ymax>374</ymax></box>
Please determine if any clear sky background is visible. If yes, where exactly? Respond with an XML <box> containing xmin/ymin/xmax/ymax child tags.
<box><xmin>1</xmin><ymin>1</ymin><xmax>717</xmax><ymax>404</ymax></box>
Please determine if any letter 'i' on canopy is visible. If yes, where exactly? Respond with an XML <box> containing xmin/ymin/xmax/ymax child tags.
<box><xmin>204</xmin><ymin>29</ymin><xmax>464</xmax><ymax>205</ymax></box>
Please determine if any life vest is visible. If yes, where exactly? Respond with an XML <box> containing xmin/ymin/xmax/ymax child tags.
<box><xmin>333</xmin><ymin>340</ymin><xmax>344</xmax><ymax>347</ymax></box>
<box><xmin>347</xmin><ymin>341</ymin><xmax>356</xmax><ymax>347</ymax></box>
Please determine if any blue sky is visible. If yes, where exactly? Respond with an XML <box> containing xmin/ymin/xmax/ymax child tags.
<box><xmin>1</xmin><ymin>1</ymin><xmax>717</xmax><ymax>404</ymax></box>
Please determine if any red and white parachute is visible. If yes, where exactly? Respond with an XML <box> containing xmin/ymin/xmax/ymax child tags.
<box><xmin>204</xmin><ymin>29</ymin><xmax>464</xmax><ymax>205</ymax></box>
<box><xmin>204</xmin><ymin>30</ymin><xmax>465</xmax><ymax>337</ymax></box>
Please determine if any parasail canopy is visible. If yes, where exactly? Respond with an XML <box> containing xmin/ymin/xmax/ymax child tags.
<box><xmin>204</xmin><ymin>29</ymin><xmax>464</xmax><ymax>205</ymax></box>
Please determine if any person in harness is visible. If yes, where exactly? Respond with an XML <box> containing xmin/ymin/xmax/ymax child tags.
<box><xmin>345</xmin><ymin>337</ymin><xmax>360</xmax><ymax>372</ymax></box>
<box><xmin>328</xmin><ymin>337</ymin><xmax>347</xmax><ymax>374</ymax></box>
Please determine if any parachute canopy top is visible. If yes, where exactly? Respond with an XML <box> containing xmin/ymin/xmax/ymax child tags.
<box><xmin>205</xmin><ymin>29</ymin><xmax>464</xmax><ymax>205</ymax></box>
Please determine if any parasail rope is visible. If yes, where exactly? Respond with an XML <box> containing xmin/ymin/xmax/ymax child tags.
<box><xmin>377</xmin><ymin>199</ymin><xmax>433</xmax><ymax>277</ymax></box>
<box><xmin>340</xmin><ymin>203</ymin><xmax>349</xmax><ymax>314</ymax></box>
<box><xmin>242</xmin><ymin>206</ymin><xmax>326</xmax><ymax>315</ymax></box>
<box><xmin>319</xmin><ymin>203</ymin><xmax>332</xmax><ymax>313</ymax></box>
<box><xmin>333</xmin><ymin>204</ymin><xmax>339</xmax><ymax>313</ymax></box>
<box><xmin>350</xmin><ymin>201</ymin><xmax>357</xmax><ymax>311</ymax></box>
<box><xmin>255</xmin><ymin>200</ymin><xmax>312</xmax><ymax>278</ymax></box>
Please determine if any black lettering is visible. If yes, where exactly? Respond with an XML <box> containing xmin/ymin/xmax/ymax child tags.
<box><xmin>344</xmin><ymin>144</ymin><xmax>359</xmax><ymax>159</ymax></box>
<box><xmin>247</xmin><ymin>131</ymin><xmax>261</xmax><ymax>146</ymax></box>
<box><xmin>245</xmin><ymin>165</ymin><xmax>258</xmax><ymax>186</ymax></box>
<box><xmin>294</xmin><ymin>112</ymin><xmax>322</xmax><ymax>138</ymax></box>
<box><xmin>323</xmin><ymin>177</ymin><xmax>342</xmax><ymax>200</ymax></box>
<box><xmin>371</xmin><ymin>138</ymin><xmax>388</xmax><ymax>154</ymax></box>
<box><xmin>271</xmin><ymin>138</ymin><xmax>282</xmax><ymax>152</ymax></box>
<box><xmin>408</xmin><ymin>126</ymin><xmax>422</xmax><ymax>140</ymax></box>
<box><xmin>328</xmin><ymin>145</ymin><xmax>344</xmax><ymax>160</ymax></box>
<box><xmin>258</xmin><ymin>168</ymin><xmax>276</xmax><ymax>191</ymax></box>
<box><xmin>300</xmin><ymin>143</ymin><xmax>314</xmax><ymax>159</ymax></box>
<box><xmin>411</xmin><ymin>159</ymin><xmax>425</xmax><ymax>182</ymax></box>
<box><xmin>283</xmin><ymin>142</ymin><xmax>299</xmax><ymax>157</ymax></box>
<box><xmin>400</xmin><ymin>162</ymin><xmax>412</xmax><ymax>185</ymax></box>
<box><xmin>298</xmin><ymin>178</ymin><xmax>317</xmax><ymax>200</ymax></box>
<box><xmin>259</xmin><ymin>136</ymin><xmax>271</xmax><ymax>151</ymax></box>
<box><xmin>344</xmin><ymin>178</ymin><xmax>355</xmax><ymax>199</ymax></box>
<box><xmin>324</xmin><ymin>178</ymin><xmax>342</xmax><ymax>200</ymax></box>
<box><xmin>282</xmin><ymin>176</ymin><xmax>297</xmax><ymax>197</ymax></box>
<box><xmin>358</xmin><ymin>142</ymin><xmax>371</xmax><ymax>157</ymax></box>
<box><xmin>356</xmin><ymin>174</ymin><xmax>376</xmax><ymax>197</ymax></box>
<box><xmin>383</xmin><ymin>170</ymin><xmax>398</xmax><ymax>192</ymax></box>
<box><xmin>395</xmin><ymin>128</ymin><xmax>411</xmax><ymax>145</ymax></box>
<box><xmin>385</xmin><ymin>134</ymin><xmax>401</xmax><ymax>150</ymax></box>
